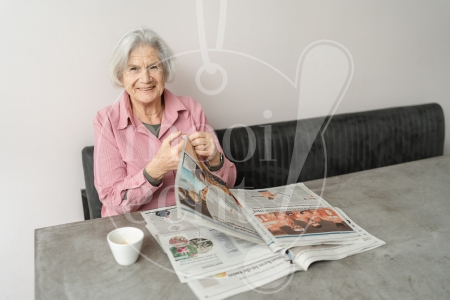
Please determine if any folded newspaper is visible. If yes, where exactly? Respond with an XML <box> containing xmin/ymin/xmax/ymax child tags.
<box><xmin>140</xmin><ymin>136</ymin><xmax>385</xmax><ymax>299</ymax></box>
<box><xmin>141</xmin><ymin>206</ymin><xmax>383</xmax><ymax>300</ymax></box>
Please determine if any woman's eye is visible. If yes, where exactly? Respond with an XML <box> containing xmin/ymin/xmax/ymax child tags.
<box><xmin>130</xmin><ymin>67</ymin><xmax>138</xmax><ymax>72</ymax></box>
<box><xmin>150</xmin><ymin>65</ymin><xmax>158</xmax><ymax>70</ymax></box>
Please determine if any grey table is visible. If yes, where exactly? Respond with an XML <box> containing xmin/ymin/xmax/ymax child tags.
<box><xmin>36</xmin><ymin>155</ymin><xmax>450</xmax><ymax>299</ymax></box>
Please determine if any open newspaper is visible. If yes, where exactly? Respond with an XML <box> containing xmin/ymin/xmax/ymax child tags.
<box><xmin>175</xmin><ymin>136</ymin><xmax>381</xmax><ymax>253</ymax></box>
<box><xmin>134</xmin><ymin>137</ymin><xmax>385</xmax><ymax>298</ymax></box>
<box><xmin>141</xmin><ymin>206</ymin><xmax>384</xmax><ymax>300</ymax></box>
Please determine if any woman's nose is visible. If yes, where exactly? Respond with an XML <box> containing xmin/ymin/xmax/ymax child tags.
<box><xmin>140</xmin><ymin>69</ymin><xmax>152</xmax><ymax>83</ymax></box>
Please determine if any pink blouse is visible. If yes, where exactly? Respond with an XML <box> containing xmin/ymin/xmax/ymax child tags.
<box><xmin>93</xmin><ymin>89</ymin><xmax>237</xmax><ymax>217</ymax></box>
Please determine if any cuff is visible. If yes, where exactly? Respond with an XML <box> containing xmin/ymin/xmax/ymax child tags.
<box><xmin>143</xmin><ymin>168</ymin><xmax>163</xmax><ymax>187</ymax></box>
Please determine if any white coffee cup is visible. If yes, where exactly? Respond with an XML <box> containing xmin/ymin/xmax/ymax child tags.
<box><xmin>107</xmin><ymin>227</ymin><xmax>144</xmax><ymax>266</ymax></box>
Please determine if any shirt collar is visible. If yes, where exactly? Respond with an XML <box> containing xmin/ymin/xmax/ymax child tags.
<box><xmin>117</xmin><ymin>89</ymin><xmax>189</xmax><ymax>130</ymax></box>
<box><xmin>162</xmin><ymin>89</ymin><xmax>190</xmax><ymax>123</ymax></box>
<box><xmin>118</xmin><ymin>90</ymin><xmax>135</xmax><ymax>130</ymax></box>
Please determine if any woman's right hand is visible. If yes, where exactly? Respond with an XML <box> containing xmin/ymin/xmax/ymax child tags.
<box><xmin>145</xmin><ymin>131</ymin><xmax>183</xmax><ymax>180</ymax></box>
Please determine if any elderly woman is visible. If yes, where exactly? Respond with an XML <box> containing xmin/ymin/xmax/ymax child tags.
<box><xmin>94</xmin><ymin>27</ymin><xmax>236</xmax><ymax>217</ymax></box>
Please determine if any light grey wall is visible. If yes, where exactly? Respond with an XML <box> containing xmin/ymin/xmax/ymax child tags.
<box><xmin>1</xmin><ymin>1</ymin><xmax>449</xmax><ymax>299</ymax></box>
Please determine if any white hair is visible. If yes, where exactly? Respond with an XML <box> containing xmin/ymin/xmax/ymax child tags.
<box><xmin>109</xmin><ymin>27</ymin><xmax>177</xmax><ymax>86</ymax></box>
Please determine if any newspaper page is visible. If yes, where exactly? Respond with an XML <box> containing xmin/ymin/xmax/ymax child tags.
<box><xmin>187</xmin><ymin>255</ymin><xmax>300</xmax><ymax>300</ymax></box>
<box><xmin>141</xmin><ymin>207</ymin><xmax>276</xmax><ymax>283</ymax></box>
<box><xmin>288</xmin><ymin>237</ymin><xmax>382</xmax><ymax>271</ymax></box>
<box><xmin>231</xmin><ymin>184</ymin><xmax>364</xmax><ymax>250</ymax></box>
<box><xmin>175</xmin><ymin>136</ymin><xmax>262</xmax><ymax>244</ymax></box>
<box><xmin>287</xmin><ymin>208</ymin><xmax>386</xmax><ymax>270</ymax></box>
<box><xmin>174</xmin><ymin>136</ymin><xmax>375</xmax><ymax>253</ymax></box>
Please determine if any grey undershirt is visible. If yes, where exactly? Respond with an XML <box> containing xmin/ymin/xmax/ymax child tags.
<box><xmin>143</xmin><ymin>123</ymin><xmax>161</xmax><ymax>138</ymax></box>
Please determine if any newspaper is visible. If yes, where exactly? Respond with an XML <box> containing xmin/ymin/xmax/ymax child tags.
<box><xmin>176</xmin><ymin>136</ymin><xmax>367</xmax><ymax>252</ymax></box>
<box><xmin>138</xmin><ymin>136</ymin><xmax>386</xmax><ymax>299</ymax></box>
<box><xmin>141</xmin><ymin>206</ymin><xmax>384</xmax><ymax>299</ymax></box>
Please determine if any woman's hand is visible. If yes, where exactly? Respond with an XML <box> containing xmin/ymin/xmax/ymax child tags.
<box><xmin>145</xmin><ymin>131</ymin><xmax>183</xmax><ymax>180</ymax></box>
<box><xmin>188</xmin><ymin>132</ymin><xmax>220</xmax><ymax>165</ymax></box>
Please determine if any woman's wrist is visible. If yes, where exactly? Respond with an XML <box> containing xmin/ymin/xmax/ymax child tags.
<box><xmin>206</xmin><ymin>152</ymin><xmax>224</xmax><ymax>171</ymax></box>
<box><xmin>208</xmin><ymin>151</ymin><xmax>221</xmax><ymax>167</ymax></box>
<box><xmin>145</xmin><ymin>160</ymin><xmax>166</xmax><ymax>181</ymax></box>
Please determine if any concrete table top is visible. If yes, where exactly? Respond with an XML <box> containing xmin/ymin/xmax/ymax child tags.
<box><xmin>36</xmin><ymin>155</ymin><xmax>450</xmax><ymax>299</ymax></box>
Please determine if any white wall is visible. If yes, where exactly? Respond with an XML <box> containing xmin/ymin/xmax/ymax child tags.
<box><xmin>1</xmin><ymin>1</ymin><xmax>449</xmax><ymax>299</ymax></box>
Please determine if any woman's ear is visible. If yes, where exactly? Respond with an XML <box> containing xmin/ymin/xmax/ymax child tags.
<box><xmin>119</xmin><ymin>75</ymin><xmax>125</xmax><ymax>87</ymax></box>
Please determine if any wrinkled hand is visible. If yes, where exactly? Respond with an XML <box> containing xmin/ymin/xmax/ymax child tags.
<box><xmin>188</xmin><ymin>131</ymin><xmax>219</xmax><ymax>163</ymax></box>
<box><xmin>145</xmin><ymin>131</ymin><xmax>183</xmax><ymax>180</ymax></box>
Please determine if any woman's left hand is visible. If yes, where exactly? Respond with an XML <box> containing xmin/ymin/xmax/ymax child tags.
<box><xmin>188</xmin><ymin>132</ymin><xmax>218</xmax><ymax>161</ymax></box>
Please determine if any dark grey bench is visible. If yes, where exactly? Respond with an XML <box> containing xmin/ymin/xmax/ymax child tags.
<box><xmin>82</xmin><ymin>103</ymin><xmax>445</xmax><ymax>219</ymax></box>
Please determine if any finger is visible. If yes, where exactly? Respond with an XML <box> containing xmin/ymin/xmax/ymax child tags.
<box><xmin>194</xmin><ymin>146</ymin><xmax>215</xmax><ymax>156</ymax></box>
<box><xmin>169</xmin><ymin>131</ymin><xmax>183</xmax><ymax>141</ymax></box>
<box><xmin>191</xmin><ymin>138</ymin><xmax>206</xmax><ymax>148</ymax></box>
<box><xmin>194</xmin><ymin>145</ymin><xmax>210</xmax><ymax>156</ymax></box>
<box><xmin>194</xmin><ymin>144</ymin><xmax>207</xmax><ymax>150</ymax></box>
<box><xmin>164</xmin><ymin>131</ymin><xmax>182</xmax><ymax>146</ymax></box>
<box><xmin>189</xmin><ymin>132</ymin><xmax>210</xmax><ymax>145</ymax></box>
<box><xmin>195</xmin><ymin>150</ymin><xmax>210</xmax><ymax>157</ymax></box>
<box><xmin>174</xmin><ymin>139</ymin><xmax>184</xmax><ymax>152</ymax></box>
<box><xmin>188</xmin><ymin>132</ymin><xmax>203</xmax><ymax>141</ymax></box>
<box><xmin>169</xmin><ymin>139</ymin><xmax>184</xmax><ymax>156</ymax></box>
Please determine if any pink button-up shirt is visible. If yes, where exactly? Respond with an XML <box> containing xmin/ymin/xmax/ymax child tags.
<box><xmin>93</xmin><ymin>89</ymin><xmax>237</xmax><ymax>217</ymax></box>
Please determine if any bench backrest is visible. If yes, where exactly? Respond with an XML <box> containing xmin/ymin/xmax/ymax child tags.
<box><xmin>215</xmin><ymin>103</ymin><xmax>445</xmax><ymax>189</ymax></box>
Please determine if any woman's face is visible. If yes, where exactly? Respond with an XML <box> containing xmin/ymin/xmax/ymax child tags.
<box><xmin>122</xmin><ymin>45</ymin><xmax>165</xmax><ymax>107</ymax></box>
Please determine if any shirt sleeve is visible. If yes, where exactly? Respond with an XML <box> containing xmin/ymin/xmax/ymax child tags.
<box><xmin>93</xmin><ymin>111</ymin><xmax>162</xmax><ymax>216</ymax></box>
